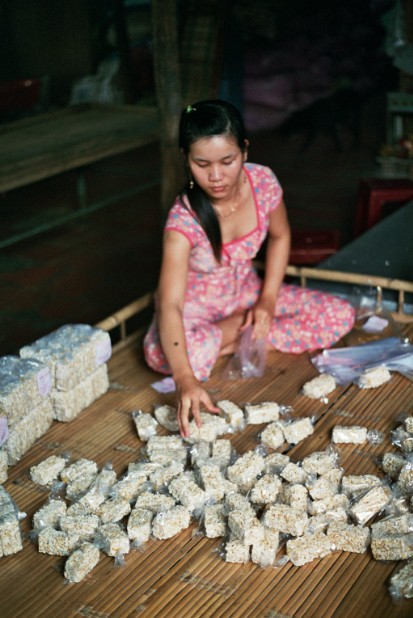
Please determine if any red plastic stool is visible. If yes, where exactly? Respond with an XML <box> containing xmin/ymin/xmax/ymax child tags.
<box><xmin>289</xmin><ymin>230</ymin><xmax>341</xmax><ymax>265</ymax></box>
<box><xmin>355</xmin><ymin>178</ymin><xmax>413</xmax><ymax>237</ymax></box>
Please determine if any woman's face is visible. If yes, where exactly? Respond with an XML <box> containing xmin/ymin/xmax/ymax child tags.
<box><xmin>187</xmin><ymin>134</ymin><xmax>247</xmax><ymax>202</ymax></box>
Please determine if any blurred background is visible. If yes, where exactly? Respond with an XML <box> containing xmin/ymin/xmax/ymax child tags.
<box><xmin>0</xmin><ymin>0</ymin><xmax>411</xmax><ymax>355</ymax></box>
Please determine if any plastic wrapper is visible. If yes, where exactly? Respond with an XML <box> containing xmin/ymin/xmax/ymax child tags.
<box><xmin>127</xmin><ymin>508</ymin><xmax>153</xmax><ymax>545</ymax></box>
<box><xmin>282</xmin><ymin>417</ymin><xmax>314</xmax><ymax>445</ymax></box>
<box><xmin>282</xmin><ymin>484</ymin><xmax>309</xmax><ymax>513</ymax></box>
<box><xmin>30</xmin><ymin>455</ymin><xmax>68</xmax><ymax>486</ymax></box>
<box><xmin>332</xmin><ymin>425</ymin><xmax>367</xmax><ymax>445</ymax></box>
<box><xmin>357</xmin><ymin>365</ymin><xmax>392</xmax><ymax>389</ymax></box>
<box><xmin>110</xmin><ymin>470</ymin><xmax>148</xmax><ymax>503</ymax></box>
<box><xmin>249</xmin><ymin>473</ymin><xmax>282</xmax><ymax>505</ymax></box>
<box><xmin>145</xmin><ymin>435</ymin><xmax>188</xmax><ymax>466</ymax></box>
<box><xmin>61</xmin><ymin>459</ymin><xmax>98</xmax><ymax>502</ymax></box>
<box><xmin>280</xmin><ymin>462</ymin><xmax>308</xmax><ymax>486</ymax></box>
<box><xmin>5</xmin><ymin>398</ymin><xmax>54</xmax><ymax>465</ymax></box>
<box><xmin>95</xmin><ymin>523</ymin><xmax>130</xmax><ymax>558</ymax></box>
<box><xmin>262</xmin><ymin>504</ymin><xmax>309</xmax><ymax>537</ymax></box>
<box><xmin>60</xmin><ymin>514</ymin><xmax>100</xmax><ymax>540</ymax></box>
<box><xmin>301</xmin><ymin>448</ymin><xmax>340</xmax><ymax>476</ymax></box>
<box><xmin>346</xmin><ymin>289</ymin><xmax>402</xmax><ymax>346</ymax></box>
<box><xmin>0</xmin><ymin>449</ymin><xmax>8</xmax><ymax>484</ymax></box>
<box><xmin>327</xmin><ymin>521</ymin><xmax>370</xmax><ymax>554</ymax></box>
<box><xmin>341</xmin><ymin>474</ymin><xmax>382</xmax><ymax>500</ymax></box>
<box><xmin>371</xmin><ymin>533</ymin><xmax>413</xmax><ymax>561</ymax></box>
<box><xmin>64</xmin><ymin>541</ymin><xmax>101</xmax><ymax>583</ymax></box>
<box><xmin>286</xmin><ymin>531</ymin><xmax>332</xmax><ymax>566</ymax></box>
<box><xmin>306</xmin><ymin>477</ymin><xmax>336</xmax><ymax>501</ymax></box>
<box><xmin>51</xmin><ymin>364</ymin><xmax>109</xmax><ymax>422</ymax></box>
<box><xmin>38</xmin><ymin>527</ymin><xmax>79</xmax><ymax>556</ymax></box>
<box><xmin>405</xmin><ymin>416</ymin><xmax>413</xmax><ymax>435</ymax></box>
<box><xmin>152</xmin><ymin>506</ymin><xmax>191</xmax><ymax>540</ymax></box>
<box><xmin>227</xmin><ymin>451</ymin><xmax>266</xmax><ymax>494</ymax></box>
<box><xmin>245</xmin><ymin>401</ymin><xmax>280</xmax><ymax>424</ymax></box>
<box><xmin>381</xmin><ymin>452</ymin><xmax>407</xmax><ymax>480</ymax></box>
<box><xmin>187</xmin><ymin>413</ymin><xmax>228</xmax><ymax>443</ymax></box>
<box><xmin>397</xmin><ymin>463</ymin><xmax>413</xmax><ymax>495</ymax></box>
<box><xmin>216</xmin><ymin>400</ymin><xmax>245</xmax><ymax>432</ymax></box>
<box><xmin>0</xmin><ymin>486</ymin><xmax>24</xmax><ymax>557</ymax></box>
<box><xmin>203</xmin><ymin>504</ymin><xmax>227</xmax><ymax>538</ymax></box>
<box><xmin>168</xmin><ymin>474</ymin><xmax>207</xmax><ymax>515</ymax></box>
<box><xmin>349</xmin><ymin>484</ymin><xmax>392</xmax><ymax>526</ymax></box>
<box><xmin>302</xmin><ymin>374</ymin><xmax>336</xmax><ymax>400</ymax></box>
<box><xmin>225</xmin><ymin>539</ymin><xmax>251</xmax><ymax>563</ymax></box>
<box><xmin>391</xmin><ymin>426</ymin><xmax>413</xmax><ymax>454</ymax></box>
<box><xmin>388</xmin><ymin>560</ymin><xmax>413</xmax><ymax>600</ymax></box>
<box><xmin>0</xmin><ymin>355</ymin><xmax>52</xmax><ymax>424</ymax></box>
<box><xmin>251</xmin><ymin>527</ymin><xmax>280</xmax><ymax>567</ymax></box>
<box><xmin>309</xmin><ymin>493</ymin><xmax>350</xmax><ymax>517</ymax></box>
<box><xmin>134</xmin><ymin>492</ymin><xmax>176</xmax><ymax>514</ymax></box>
<box><xmin>260</xmin><ymin>421</ymin><xmax>285</xmax><ymax>450</ymax></box>
<box><xmin>149</xmin><ymin>462</ymin><xmax>184</xmax><ymax>492</ymax></box>
<box><xmin>224</xmin><ymin>493</ymin><xmax>255</xmax><ymax>516</ymax></box>
<box><xmin>264</xmin><ymin>452</ymin><xmax>290</xmax><ymax>475</ymax></box>
<box><xmin>20</xmin><ymin>324</ymin><xmax>112</xmax><ymax>391</ymax></box>
<box><xmin>32</xmin><ymin>498</ymin><xmax>67</xmax><ymax>530</ymax></box>
<box><xmin>132</xmin><ymin>410</ymin><xmax>158</xmax><ymax>442</ymax></box>
<box><xmin>97</xmin><ymin>497</ymin><xmax>132</xmax><ymax>524</ymax></box>
<box><xmin>222</xmin><ymin>325</ymin><xmax>267</xmax><ymax>380</ymax></box>
<box><xmin>311</xmin><ymin>337</ymin><xmax>413</xmax><ymax>386</ymax></box>
<box><xmin>228</xmin><ymin>510</ymin><xmax>265</xmax><ymax>545</ymax></box>
<box><xmin>197</xmin><ymin>463</ymin><xmax>227</xmax><ymax>502</ymax></box>
<box><xmin>153</xmin><ymin>404</ymin><xmax>179</xmax><ymax>432</ymax></box>
<box><xmin>73</xmin><ymin>464</ymin><xmax>118</xmax><ymax>514</ymax></box>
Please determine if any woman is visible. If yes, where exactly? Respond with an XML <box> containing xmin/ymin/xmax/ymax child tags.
<box><xmin>144</xmin><ymin>99</ymin><xmax>355</xmax><ymax>437</ymax></box>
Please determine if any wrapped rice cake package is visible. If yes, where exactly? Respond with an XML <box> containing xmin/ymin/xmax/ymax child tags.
<box><xmin>0</xmin><ymin>486</ymin><xmax>23</xmax><ymax>557</ymax></box>
<box><xmin>0</xmin><ymin>356</ymin><xmax>51</xmax><ymax>425</ymax></box>
<box><xmin>51</xmin><ymin>364</ymin><xmax>109</xmax><ymax>422</ymax></box>
<box><xmin>20</xmin><ymin>324</ymin><xmax>112</xmax><ymax>391</ymax></box>
<box><xmin>4</xmin><ymin>398</ymin><xmax>54</xmax><ymax>465</ymax></box>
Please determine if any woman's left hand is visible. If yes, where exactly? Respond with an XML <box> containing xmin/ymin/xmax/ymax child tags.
<box><xmin>243</xmin><ymin>298</ymin><xmax>274</xmax><ymax>341</ymax></box>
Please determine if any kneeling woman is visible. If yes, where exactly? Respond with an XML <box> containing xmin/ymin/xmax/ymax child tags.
<box><xmin>144</xmin><ymin>100</ymin><xmax>355</xmax><ymax>436</ymax></box>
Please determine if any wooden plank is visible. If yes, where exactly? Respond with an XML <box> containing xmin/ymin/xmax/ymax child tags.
<box><xmin>0</xmin><ymin>104</ymin><xmax>159</xmax><ymax>193</ymax></box>
<box><xmin>0</xmin><ymin>323</ymin><xmax>412</xmax><ymax>617</ymax></box>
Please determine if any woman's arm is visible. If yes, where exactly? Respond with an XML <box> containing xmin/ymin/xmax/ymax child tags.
<box><xmin>157</xmin><ymin>230</ymin><xmax>219</xmax><ymax>437</ymax></box>
<box><xmin>248</xmin><ymin>199</ymin><xmax>291</xmax><ymax>339</ymax></box>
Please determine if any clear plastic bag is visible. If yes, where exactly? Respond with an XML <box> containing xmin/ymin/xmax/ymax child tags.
<box><xmin>222</xmin><ymin>325</ymin><xmax>267</xmax><ymax>380</ymax></box>
<box><xmin>312</xmin><ymin>337</ymin><xmax>413</xmax><ymax>386</ymax></box>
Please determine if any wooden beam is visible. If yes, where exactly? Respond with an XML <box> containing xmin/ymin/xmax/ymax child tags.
<box><xmin>151</xmin><ymin>0</ymin><xmax>185</xmax><ymax>212</ymax></box>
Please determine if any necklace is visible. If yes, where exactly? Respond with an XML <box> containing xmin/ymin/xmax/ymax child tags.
<box><xmin>213</xmin><ymin>194</ymin><xmax>242</xmax><ymax>218</ymax></box>
<box><xmin>211</xmin><ymin>171</ymin><xmax>246</xmax><ymax>219</ymax></box>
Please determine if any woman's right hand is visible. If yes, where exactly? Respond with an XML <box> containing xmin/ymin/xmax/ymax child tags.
<box><xmin>175</xmin><ymin>373</ymin><xmax>220</xmax><ymax>438</ymax></box>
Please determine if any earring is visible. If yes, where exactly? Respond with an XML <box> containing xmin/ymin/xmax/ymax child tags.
<box><xmin>189</xmin><ymin>177</ymin><xmax>194</xmax><ymax>189</ymax></box>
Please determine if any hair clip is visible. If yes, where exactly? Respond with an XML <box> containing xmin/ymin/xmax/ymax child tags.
<box><xmin>185</xmin><ymin>105</ymin><xmax>196</xmax><ymax>113</ymax></box>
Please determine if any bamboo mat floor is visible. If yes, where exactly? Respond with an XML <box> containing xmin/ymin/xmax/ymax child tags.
<box><xmin>1</xmin><ymin>323</ymin><xmax>413</xmax><ymax>618</ymax></box>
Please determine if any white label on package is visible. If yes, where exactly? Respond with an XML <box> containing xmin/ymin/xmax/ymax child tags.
<box><xmin>95</xmin><ymin>339</ymin><xmax>112</xmax><ymax>366</ymax></box>
<box><xmin>361</xmin><ymin>315</ymin><xmax>389</xmax><ymax>333</ymax></box>
<box><xmin>0</xmin><ymin>417</ymin><xmax>9</xmax><ymax>446</ymax></box>
<box><xmin>37</xmin><ymin>366</ymin><xmax>52</xmax><ymax>396</ymax></box>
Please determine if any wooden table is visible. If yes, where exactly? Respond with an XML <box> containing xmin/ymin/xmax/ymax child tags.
<box><xmin>0</xmin><ymin>103</ymin><xmax>159</xmax><ymax>247</ymax></box>
<box><xmin>1</xmin><ymin>295</ymin><xmax>412</xmax><ymax>617</ymax></box>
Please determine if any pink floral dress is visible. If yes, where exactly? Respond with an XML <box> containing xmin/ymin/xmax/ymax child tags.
<box><xmin>144</xmin><ymin>163</ymin><xmax>355</xmax><ymax>380</ymax></box>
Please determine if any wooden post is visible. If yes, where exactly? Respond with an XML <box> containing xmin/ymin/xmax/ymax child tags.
<box><xmin>151</xmin><ymin>0</ymin><xmax>185</xmax><ymax>213</ymax></box>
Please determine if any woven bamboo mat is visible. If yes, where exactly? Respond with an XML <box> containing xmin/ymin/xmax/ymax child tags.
<box><xmin>1</xmin><ymin>324</ymin><xmax>413</xmax><ymax>618</ymax></box>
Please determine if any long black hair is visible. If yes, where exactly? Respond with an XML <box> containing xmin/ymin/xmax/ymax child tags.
<box><xmin>178</xmin><ymin>99</ymin><xmax>248</xmax><ymax>261</ymax></box>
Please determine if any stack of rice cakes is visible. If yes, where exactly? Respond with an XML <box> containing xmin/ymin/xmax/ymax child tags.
<box><xmin>19</xmin><ymin>324</ymin><xmax>111</xmax><ymax>423</ymax></box>
<box><xmin>0</xmin><ymin>355</ymin><xmax>53</xmax><ymax>470</ymax></box>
